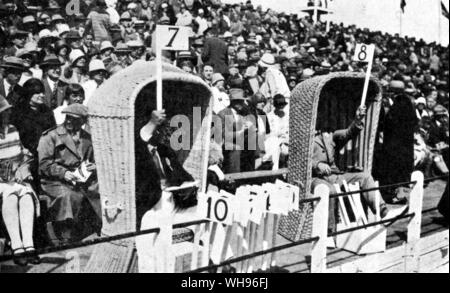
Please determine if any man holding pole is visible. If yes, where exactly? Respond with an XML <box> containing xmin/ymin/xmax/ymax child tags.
<box><xmin>311</xmin><ymin>106</ymin><xmax>391</xmax><ymax>230</ymax></box>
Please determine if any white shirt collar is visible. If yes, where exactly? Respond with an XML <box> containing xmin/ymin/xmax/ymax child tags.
<box><xmin>47</xmin><ymin>77</ymin><xmax>57</xmax><ymax>91</ymax></box>
<box><xmin>4</xmin><ymin>79</ymin><xmax>12</xmax><ymax>95</ymax></box>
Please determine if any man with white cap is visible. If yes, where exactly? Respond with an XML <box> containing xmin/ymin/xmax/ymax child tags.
<box><xmin>259</xmin><ymin>53</ymin><xmax>290</xmax><ymax>99</ymax></box>
<box><xmin>195</xmin><ymin>8</ymin><xmax>208</xmax><ymax>36</ymax></box>
<box><xmin>82</xmin><ymin>59</ymin><xmax>109</xmax><ymax>105</ymax></box>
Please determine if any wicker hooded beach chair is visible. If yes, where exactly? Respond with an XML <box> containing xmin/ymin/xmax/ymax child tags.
<box><xmin>278</xmin><ymin>72</ymin><xmax>383</xmax><ymax>242</ymax></box>
<box><xmin>83</xmin><ymin>61</ymin><xmax>212</xmax><ymax>273</ymax></box>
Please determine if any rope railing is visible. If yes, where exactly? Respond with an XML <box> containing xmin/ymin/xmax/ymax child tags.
<box><xmin>0</xmin><ymin>174</ymin><xmax>446</xmax><ymax>267</ymax></box>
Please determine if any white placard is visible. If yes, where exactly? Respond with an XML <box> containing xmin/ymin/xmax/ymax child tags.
<box><xmin>249</xmin><ymin>186</ymin><xmax>265</xmax><ymax>225</ymax></box>
<box><xmin>155</xmin><ymin>25</ymin><xmax>190</xmax><ymax>51</ymax></box>
<box><xmin>198</xmin><ymin>191</ymin><xmax>234</xmax><ymax>225</ymax></box>
<box><xmin>353</xmin><ymin>44</ymin><xmax>375</xmax><ymax>63</ymax></box>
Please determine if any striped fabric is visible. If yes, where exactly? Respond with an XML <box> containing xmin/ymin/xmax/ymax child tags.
<box><xmin>0</xmin><ymin>125</ymin><xmax>22</xmax><ymax>182</ymax></box>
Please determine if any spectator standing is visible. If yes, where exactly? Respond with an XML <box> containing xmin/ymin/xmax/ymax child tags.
<box><xmin>85</xmin><ymin>0</ymin><xmax>112</xmax><ymax>42</ymax></box>
<box><xmin>202</xmin><ymin>28</ymin><xmax>229</xmax><ymax>75</ymax></box>
<box><xmin>258</xmin><ymin>53</ymin><xmax>291</xmax><ymax>99</ymax></box>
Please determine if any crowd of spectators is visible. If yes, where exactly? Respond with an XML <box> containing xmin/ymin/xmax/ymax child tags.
<box><xmin>0</xmin><ymin>0</ymin><xmax>448</xmax><ymax>266</ymax></box>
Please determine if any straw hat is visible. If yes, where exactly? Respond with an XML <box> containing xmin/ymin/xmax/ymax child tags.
<box><xmin>16</xmin><ymin>42</ymin><xmax>39</xmax><ymax>58</ymax></box>
<box><xmin>88</xmin><ymin>59</ymin><xmax>108</xmax><ymax>74</ymax></box>
<box><xmin>69</xmin><ymin>49</ymin><xmax>86</xmax><ymax>64</ymax></box>
<box><xmin>120</xmin><ymin>11</ymin><xmax>132</xmax><ymax>21</ymax></box>
<box><xmin>58</xmin><ymin>24</ymin><xmax>71</xmax><ymax>36</ymax></box>
<box><xmin>126</xmin><ymin>39</ymin><xmax>144</xmax><ymax>48</ymax></box>
<box><xmin>211</xmin><ymin>73</ymin><xmax>225</xmax><ymax>86</ymax></box>
<box><xmin>39</xmin><ymin>54</ymin><xmax>64</xmax><ymax>69</ymax></box>
<box><xmin>258</xmin><ymin>53</ymin><xmax>275</xmax><ymax>68</ymax></box>
<box><xmin>0</xmin><ymin>95</ymin><xmax>12</xmax><ymax>114</ymax></box>
<box><xmin>0</xmin><ymin>56</ymin><xmax>27</xmax><ymax>71</ymax></box>
<box><xmin>22</xmin><ymin>15</ymin><xmax>36</xmax><ymax>24</ymax></box>
<box><xmin>229</xmin><ymin>88</ymin><xmax>247</xmax><ymax>101</ymax></box>
<box><xmin>389</xmin><ymin>80</ymin><xmax>405</xmax><ymax>93</ymax></box>
<box><xmin>415</xmin><ymin>97</ymin><xmax>426</xmax><ymax>105</ymax></box>
<box><xmin>65</xmin><ymin>29</ymin><xmax>82</xmax><ymax>40</ymax></box>
<box><xmin>100</xmin><ymin>41</ymin><xmax>115</xmax><ymax>53</ymax></box>
<box><xmin>9</xmin><ymin>29</ymin><xmax>29</xmax><ymax>39</ymax></box>
<box><xmin>51</xmin><ymin>14</ymin><xmax>65</xmax><ymax>23</ymax></box>
<box><xmin>115</xmin><ymin>42</ymin><xmax>131</xmax><ymax>54</ymax></box>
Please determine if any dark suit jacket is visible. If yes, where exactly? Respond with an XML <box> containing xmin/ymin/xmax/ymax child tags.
<box><xmin>218</xmin><ymin>107</ymin><xmax>256</xmax><ymax>174</ymax></box>
<box><xmin>312</xmin><ymin>121</ymin><xmax>363</xmax><ymax>176</ymax></box>
<box><xmin>42</xmin><ymin>77</ymin><xmax>68</xmax><ymax>109</ymax></box>
<box><xmin>0</xmin><ymin>78</ymin><xmax>24</xmax><ymax>108</ymax></box>
<box><xmin>202</xmin><ymin>37</ymin><xmax>229</xmax><ymax>74</ymax></box>
<box><xmin>135</xmin><ymin>138</ymin><xmax>195</xmax><ymax>223</ymax></box>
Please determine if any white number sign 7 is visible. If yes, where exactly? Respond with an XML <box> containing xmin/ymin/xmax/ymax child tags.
<box><xmin>155</xmin><ymin>25</ymin><xmax>190</xmax><ymax>51</ymax></box>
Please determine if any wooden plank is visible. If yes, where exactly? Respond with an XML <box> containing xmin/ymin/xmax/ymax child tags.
<box><xmin>224</xmin><ymin>169</ymin><xmax>288</xmax><ymax>181</ymax></box>
<box><xmin>419</xmin><ymin>247</ymin><xmax>449</xmax><ymax>273</ymax></box>
<box><xmin>418</xmin><ymin>230</ymin><xmax>449</xmax><ymax>253</ymax></box>
<box><xmin>327</xmin><ymin>244</ymin><xmax>407</xmax><ymax>273</ymax></box>
<box><xmin>310</xmin><ymin>184</ymin><xmax>330</xmax><ymax>273</ymax></box>
<box><xmin>428</xmin><ymin>263</ymin><xmax>449</xmax><ymax>273</ymax></box>
<box><xmin>405</xmin><ymin>171</ymin><xmax>425</xmax><ymax>273</ymax></box>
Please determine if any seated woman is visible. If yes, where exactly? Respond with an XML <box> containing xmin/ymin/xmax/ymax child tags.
<box><xmin>0</xmin><ymin>95</ymin><xmax>41</xmax><ymax>266</ymax></box>
<box><xmin>11</xmin><ymin>78</ymin><xmax>56</xmax><ymax>192</ymax></box>
<box><xmin>37</xmin><ymin>104</ymin><xmax>101</xmax><ymax>244</ymax></box>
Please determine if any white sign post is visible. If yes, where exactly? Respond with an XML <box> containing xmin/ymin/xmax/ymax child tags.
<box><xmin>353</xmin><ymin>43</ymin><xmax>375</xmax><ymax>107</ymax></box>
<box><xmin>154</xmin><ymin>25</ymin><xmax>190</xmax><ymax>110</ymax></box>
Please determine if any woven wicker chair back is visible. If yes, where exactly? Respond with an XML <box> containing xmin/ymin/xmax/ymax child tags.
<box><xmin>278</xmin><ymin>72</ymin><xmax>382</xmax><ymax>242</ymax></box>
<box><xmin>84</xmin><ymin>61</ymin><xmax>212</xmax><ymax>273</ymax></box>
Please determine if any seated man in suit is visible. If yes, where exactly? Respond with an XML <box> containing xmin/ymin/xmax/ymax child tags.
<box><xmin>135</xmin><ymin>108</ymin><xmax>198</xmax><ymax>273</ymax></box>
<box><xmin>312</xmin><ymin>106</ymin><xmax>391</xmax><ymax>230</ymax></box>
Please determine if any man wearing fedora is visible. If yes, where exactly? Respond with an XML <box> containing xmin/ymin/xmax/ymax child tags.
<box><xmin>0</xmin><ymin>56</ymin><xmax>26</xmax><ymax>108</ymax></box>
<box><xmin>4</xmin><ymin>29</ymin><xmax>29</xmax><ymax>57</ymax></box>
<box><xmin>40</xmin><ymin>54</ymin><xmax>68</xmax><ymax>110</ymax></box>
<box><xmin>218</xmin><ymin>88</ymin><xmax>258</xmax><ymax>174</ymax></box>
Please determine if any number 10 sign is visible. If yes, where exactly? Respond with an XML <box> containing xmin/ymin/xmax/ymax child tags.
<box><xmin>155</xmin><ymin>25</ymin><xmax>190</xmax><ymax>51</ymax></box>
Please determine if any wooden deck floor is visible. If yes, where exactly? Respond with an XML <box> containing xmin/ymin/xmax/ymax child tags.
<box><xmin>0</xmin><ymin>180</ymin><xmax>447</xmax><ymax>273</ymax></box>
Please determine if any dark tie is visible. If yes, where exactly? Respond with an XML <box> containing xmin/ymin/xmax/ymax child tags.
<box><xmin>51</xmin><ymin>81</ymin><xmax>58</xmax><ymax>108</ymax></box>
